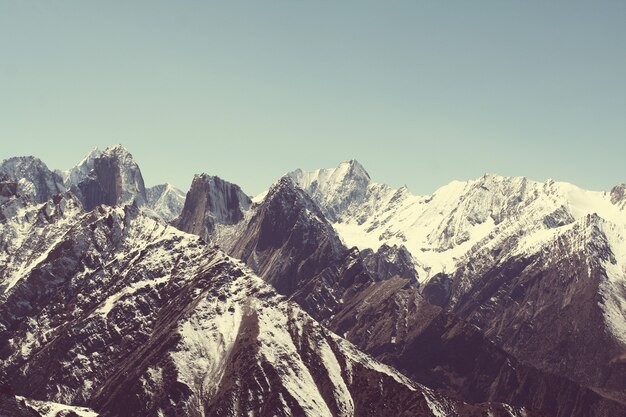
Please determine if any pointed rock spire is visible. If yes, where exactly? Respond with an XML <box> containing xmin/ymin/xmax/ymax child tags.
<box><xmin>172</xmin><ymin>173</ymin><xmax>251</xmax><ymax>241</ymax></box>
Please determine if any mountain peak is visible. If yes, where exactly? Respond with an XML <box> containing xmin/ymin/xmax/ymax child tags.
<box><xmin>474</xmin><ymin>172</ymin><xmax>528</xmax><ymax>185</ymax></box>
<box><xmin>270</xmin><ymin>174</ymin><xmax>299</xmax><ymax>193</ymax></box>
<box><xmin>191</xmin><ymin>173</ymin><xmax>251</xmax><ymax>197</ymax></box>
<box><xmin>287</xmin><ymin>160</ymin><xmax>374</xmax><ymax>222</ymax></box>
<box><xmin>1</xmin><ymin>155</ymin><xmax>52</xmax><ymax>172</ymax></box>
<box><xmin>341</xmin><ymin>159</ymin><xmax>371</xmax><ymax>180</ymax></box>
<box><xmin>66</xmin><ymin>145</ymin><xmax>137</xmax><ymax>185</ymax></box>
<box><xmin>263</xmin><ymin>175</ymin><xmax>332</xmax><ymax>215</ymax></box>
<box><xmin>193</xmin><ymin>172</ymin><xmax>217</xmax><ymax>182</ymax></box>
<box><xmin>288</xmin><ymin>159</ymin><xmax>371</xmax><ymax>191</ymax></box>
<box><xmin>0</xmin><ymin>156</ymin><xmax>65</xmax><ymax>203</ymax></box>
<box><xmin>145</xmin><ymin>183</ymin><xmax>186</xmax><ymax>222</ymax></box>
<box><xmin>172</xmin><ymin>173</ymin><xmax>252</xmax><ymax>242</ymax></box>
<box><xmin>66</xmin><ymin>144</ymin><xmax>147</xmax><ymax>210</ymax></box>
<box><xmin>103</xmin><ymin>143</ymin><xmax>130</xmax><ymax>155</ymax></box>
<box><xmin>260</xmin><ymin>176</ymin><xmax>312</xmax><ymax>210</ymax></box>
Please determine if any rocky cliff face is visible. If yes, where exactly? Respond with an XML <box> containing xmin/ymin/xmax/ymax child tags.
<box><xmin>329</xmin><ymin>276</ymin><xmax>626</xmax><ymax>417</ymax></box>
<box><xmin>0</xmin><ymin>394</ymin><xmax>42</xmax><ymax>417</ymax></box>
<box><xmin>172</xmin><ymin>174</ymin><xmax>251</xmax><ymax>243</ymax></box>
<box><xmin>229</xmin><ymin>177</ymin><xmax>344</xmax><ymax>294</ymax></box>
<box><xmin>611</xmin><ymin>184</ymin><xmax>626</xmax><ymax>209</ymax></box>
<box><xmin>0</xmin><ymin>175</ymin><xmax>26</xmax><ymax>223</ymax></box>
<box><xmin>65</xmin><ymin>145</ymin><xmax>147</xmax><ymax>211</ymax></box>
<box><xmin>223</xmin><ymin>177</ymin><xmax>412</xmax><ymax>322</ymax></box>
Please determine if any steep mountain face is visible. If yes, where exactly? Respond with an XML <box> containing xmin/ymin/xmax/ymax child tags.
<box><xmin>172</xmin><ymin>174</ymin><xmax>251</xmax><ymax>242</ymax></box>
<box><xmin>328</xmin><ymin>276</ymin><xmax>626</xmax><ymax>417</ymax></box>
<box><xmin>0</xmin><ymin>156</ymin><xmax>65</xmax><ymax>203</ymax></box>
<box><xmin>63</xmin><ymin>147</ymin><xmax>102</xmax><ymax>187</ymax></box>
<box><xmin>0</xmin><ymin>394</ymin><xmax>42</xmax><ymax>417</ymax></box>
<box><xmin>65</xmin><ymin>145</ymin><xmax>147</xmax><ymax>210</ymax></box>
<box><xmin>0</xmin><ymin>196</ymin><xmax>533</xmax><ymax>417</ymax></box>
<box><xmin>146</xmin><ymin>183</ymin><xmax>185</xmax><ymax>222</ymax></box>
<box><xmin>64</xmin><ymin>145</ymin><xmax>183</xmax><ymax>221</ymax></box>
<box><xmin>228</xmin><ymin>177</ymin><xmax>345</xmax><ymax>294</ymax></box>
<box><xmin>0</xmin><ymin>192</ymin><xmax>84</xmax><ymax>295</ymax></box>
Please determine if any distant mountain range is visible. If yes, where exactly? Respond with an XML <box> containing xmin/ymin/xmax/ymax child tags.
<box><xmin>1</xmin><ymin>144</ymin><xmax>624</xmax><ymax>417</ymax></box>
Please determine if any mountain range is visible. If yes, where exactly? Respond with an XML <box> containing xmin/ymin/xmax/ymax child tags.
<box><xmin>0</xmin><ymin>144</ymin><xmax>624</xmax><ymax>417</ymax></box>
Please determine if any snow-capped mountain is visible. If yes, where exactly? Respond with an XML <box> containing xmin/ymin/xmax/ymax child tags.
<box><xmin>288</xmin><ymin>162</ymin><xmax>626</xmax><ymax>351</ymax></box>
<box><xmin>2</xmin><ymin>145</ymin><xmax>625</xmax><ymax>416</ymax></box>
<box><xmin>229</xmin><ymin>176</ymin><xmax>346</xmax><ymax>294</ymax></box>
<box><xmin>65</xmin><ymin>144</ymin><xmax>148</xmax><ymax>210</ymax></box>
<box><xmin>288</xmin><ymin>160</ymin><xmax>372</xmax><ymax>223</ymax></box>
<box><xmin>0</xmin><ymin>156</ymin><xmax>65</xmax><ymax>203</ymax></box>
<box><xmin>0</xmin><ymin>192</ymin><xmax>534</xmax><ymax>417</ymax></box>
<box><xmin>145</xmin><ymin>183</ymin><xmax>186</xmax><ymax>222</ymax></box>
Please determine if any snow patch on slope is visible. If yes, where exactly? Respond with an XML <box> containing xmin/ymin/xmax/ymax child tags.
<box><xmin>94</xmin><ymin>276</ymin><xmax>170</xmax><ymax>316</ymax></box>
<box><xmin>19</xmin><ymin>396</ymin><xmax>98</xmax><ymax>417</ymax></box>
<box><xmin>422</xmin><ymin>389</ymin><xmax>449</xmax><ymax>417</ymax></box>
<box><xmin>171</xmin><ymin>292</ymin><xmax>244</xmax><ymax>404</ymax></box>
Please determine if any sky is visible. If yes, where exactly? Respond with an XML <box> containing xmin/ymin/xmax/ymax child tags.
<box><xmin>1</xmin><ymin>1</ymin><xmax>624</xmax><ymax>195</ymax></box>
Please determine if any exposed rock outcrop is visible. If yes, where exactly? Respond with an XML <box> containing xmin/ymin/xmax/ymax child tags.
<box><xmin>172</xmin><ymin>174</ymin><xmax>251</xmax><ymax>242</ymax></box>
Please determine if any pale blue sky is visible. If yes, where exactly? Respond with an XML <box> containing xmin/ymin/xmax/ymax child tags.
<box><xmin>1</xmin><ymin>1</ymin><xmax>624</xmax><ymax>195</ymax></box>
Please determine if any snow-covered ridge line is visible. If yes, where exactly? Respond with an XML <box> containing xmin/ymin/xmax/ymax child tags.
<box><xmin>287</xmin><ymin>161</ymin><xmax>625</xmax><ymax>282</ymax></box>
